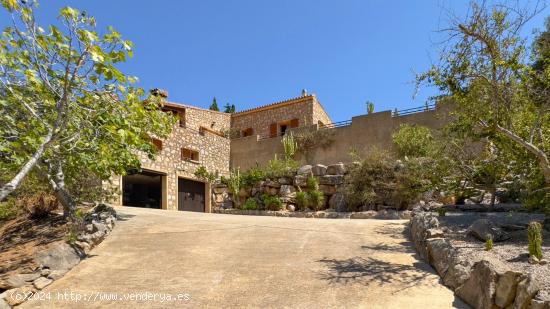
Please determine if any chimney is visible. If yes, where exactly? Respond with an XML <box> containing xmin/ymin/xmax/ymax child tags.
<box><xmin>150</xmin><ymin>88</ymin><xmax>168</xmax><ymax>99</ymax></box>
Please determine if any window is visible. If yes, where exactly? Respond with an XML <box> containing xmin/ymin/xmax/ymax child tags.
<box><xmin>181</xmin><ymin>148</ymin><xmax>199</xmax><ymax>162</ymax></box>
<box><xmin>280</xmin><ymin>124</ymin><xmax>288</xmax><ymax>135</ymax></box>
<box><xmin>242</xmin><ymin>128</ymin><xmax>254</xmax><ymax>137</ymax></box>
<box><xmin>177</xmin><ymin>110</ymin><xmax>186</xmax><ymax>127</ymax></box>
<box><xmin>152</xmin><ymin>139</ymin><xmax>163</xmax><ymax>151</ymax></box>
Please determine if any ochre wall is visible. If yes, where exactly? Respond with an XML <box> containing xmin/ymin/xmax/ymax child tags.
<box><xmin>230</xmin><ymin>103</ymin><xmax>453</xmax><ymax>170</ymax></box>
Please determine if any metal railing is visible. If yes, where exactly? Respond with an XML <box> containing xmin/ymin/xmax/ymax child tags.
<box><xmin>319</xmin><ymin>119</ymin><xmax>352</xmax><ymax>129</ymax></box>
<box><xmin>392</xmin><ymin>103</ymin><xmax>436</xmax><ymax>117</ymax></box>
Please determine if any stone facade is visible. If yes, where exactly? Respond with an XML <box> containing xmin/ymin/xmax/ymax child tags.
<box><xmin>230</xmin><ymin>95</ymin><xmax>332</xmax><ymax>138</ymax></box>
<box><xmin>109</xmin><ymin>101</ymin><xmax>231</xmax><ymax>211</ymax></box>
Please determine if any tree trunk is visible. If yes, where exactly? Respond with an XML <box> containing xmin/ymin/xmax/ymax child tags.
<box><xmin>495</xmin><ymin>125</ymin><xmax>550</xmax><ymax>188</ymax></box>
<box><xmin>0</xmin><ymin>130</ymin><xmax>53</xmax><ymax>201</ymax></box>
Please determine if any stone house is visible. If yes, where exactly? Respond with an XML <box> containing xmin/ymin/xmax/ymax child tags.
<box><xmin>111</xmin><ymin>90</ymin><xmax>448</xmax><ymax>213</ymax></box>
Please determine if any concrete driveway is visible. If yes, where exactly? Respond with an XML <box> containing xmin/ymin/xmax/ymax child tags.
<box><xmin>23</xmin><ymin>207</ymin><xmax>466</xmax><ymax>308</ymax></box>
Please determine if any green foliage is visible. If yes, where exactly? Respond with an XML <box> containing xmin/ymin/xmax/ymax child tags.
<box><xmin>209</xmin><ymin>97</ymin><xmax>220</xmax><ymax>111</ymax></box>
<box><xmin>392</xmin><ymin>124</ymin><xmax>435</xmax><ymax>158</ymax></box>
<box><xmin>485</xmin><ymin>234</ymin><xmax>494</xmax><ymax>251</ymax></box>
<box><xmin>307</xmin><ymin>177</ymin><xmax>319</xmax><ymax>191</ymax></box>
<box><xmin>344</xmin><ymin>150</ymin><xmax>430</xmax><ymax>211</ymax></box>
<box><xmin>366</xmin><ymin>101</ymin><xmax>375</xmax><ymax>114</ymax></box>
<box><xmin>262</xmin><ymin>194</ymin><xmax>282</xmax><ymax>211</ymax></box>
<box><xmin>194</xmin><ymin>166</ymin><xmax>217</xmax><ymax>182</ymax></box>
<box><xmin>227</xmin><ymin>169</ymin><xmax>241</xmax><ymax>208</ymax></box>
<box><xmin>528</xmin><ymin>222</ymin><xmax>543</xmax><ymax>260</ymax></box>
<box><xmin>307</xmin><ymin>190</ymin><xmax>324</xmax><ymax>211</ymax></box>
<box><xmin>0</xmin><ymin>200</ymin><xmax>17</xmax><ymax>221</ymax></box>
<box><xmin>282</xmin><ymin>132</ymin><xmax>298</xmax><ymax>160</ymax></box>
<box><xmin>223</xmin><ymin>103</ymin><xmax>236</xmax><ymax>113</ymax></box>
<box><xmin>294</xmin><ymin>130</ymin><xmax>335</xmax><ymax>162</ymax></box>
<box><xmin>242</xmin><ymin>198</ymin><xmax>259</xmax><ymax>210</ymax></box>
<box><xmin>295</xmin><ymin>191</ymin><xmax>308</xmax><ymax>210</ymax></box>
<box><xmin>240</xmin><ymin>167</ymin><xmax>265</xmax><ymax>188</ymax></box>
<box><xmin>436</xmin><ymin>207</ymin><xmax>447</xmax><ymax>217</ymax></box>
<box><xmin>264</xmin><ymin>156</ymin><xmax>299</xmax><ymax>179</ymax></box>
<box><xmin>0</xmin><ymin>1</ymin><xmax>175</xmax><ymax>214</ymax></box>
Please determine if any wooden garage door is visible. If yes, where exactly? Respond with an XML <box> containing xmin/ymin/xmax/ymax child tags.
<box><xmin>178</xmin><ymin>178</ymin><xmax>205</xmax><ymax>212</ymax></box>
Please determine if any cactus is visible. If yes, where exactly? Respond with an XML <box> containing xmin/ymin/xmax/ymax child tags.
<box><xmin>282</xmin><ymin>132</ymin><xmax>298</xmax><ymax>160</ymax></box>
<box><xmin>228</xmin><ymin>168</ymin><xmax>241</xmax><ymax>208</ymax></box>
<box><xmin>528</xmin><ymin>221</ymin><xmax>543</xmax><ymax>260</ymax></box>
<box><xmin>485</xmin><ymin>234</ymin><xmax>494</xmax><ymax>251</ymax></box>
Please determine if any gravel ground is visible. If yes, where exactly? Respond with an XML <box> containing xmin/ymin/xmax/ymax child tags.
<box><xmin>438</xmin><ymin>212</ymin><xmax>550</xmax><ymax>298</ymax></box>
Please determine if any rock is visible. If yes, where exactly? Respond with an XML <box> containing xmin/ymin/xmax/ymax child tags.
<box><xmin>426</xmin><ymin>238</ymin><xmax>455</xmax><ymax>277</ymax></box>
<box><xmin>92</xmin><ymin>221</ymin><xmax>107</xmax><ymax>234</ymax></box>
<box><xmin>3</xmin><ymin>273</ymin><xmax>41</xmax><ymax>289</ymax></box>
<box><xmin>278</xmin><ymin>177</ymin><xmax>292</xmax><ymax>185</ymax></box>
<box><xmin>311</xmin><ymin>164</ymin><xmax>327</xmax><ymax>176</ymax></box>
<box><xmin>297</xmin><ymin>165</ymin><xmax>312</xmax><ymax>175</ymax></box>
<box><xmin>5</xmin><ymin>287</ymin><xmax>35</xmax><ymax>306</ymax></box>
<box><xmin>401</xmin><ymin>211</ymin><xmax>412</xmax><ymax>219</ymax></box>
<box><xmin>279</xmin><ymin>185</ymin><xmax>296</xmax><ymax>198</ymax></box>
<box><xmin>326</xmin><ymin>163</ymin><xmax>346</xmax><ymax>175</ymax></box>
<box><xmin>350</xmin><ymin>211</ymin><xmax>376</xmax><ymax>219</ymax></box>
<box><xmin>74</xmin><ymin>241</ymin><xmax>91</xmax><ymax>254</ymax></box>
<box><xmin>374</xmin><ymin>209</ymin><xmax>401</xmax><ymax>219</ymax></box>
<box><xmin>287</xmin><ymin>204</ymin><xmax>295</xmax><ymax>212</ymax></box>
<box><xmin>529</xmin><ymin>256</ymin><xmax>540</xmax><ymax>265</ymax></box>
<box><xmin>467</xmin><ymin>219</ymin><xmax>510</xmax><ymax>242</ymax></box>
<box><xmin>443</xmin><ymin>254</ymin><xmax>474</xmax><ymax>290</ymax></box>
<box><xmin>426</xmin><ymin>229</ymin><xmax>445</xmax><ymax>238</ymax></box>
<box><xmin>47</xmin><ymin>270</ymin><xmax>68</xmax><ymax>280</ymax></box>
<box><xmin>238</xmin><ymin>187</ymin><xmax>250</xmax><ymax>198</ymax></box>
<box><xmin>539</xmin><ymin>259</ymin><xmax>548</xmax><ymax>266</ymax></box>
<box><xmin>267</xmin><ymin>187</ymin><xmax>278</xmax><ymax>196</ymax></box>
<box><xmin>319</xmin><ymin>175</ymin><xmax>344</xmax><ymax>186</ymax></box>
<box><xmin>428</xmin><ymin>201</ymin><xmax>443</xmax><ymax>209</ymax></box>
<box><xmin>33</xmin><ymin>277</ymin><xmax>53</xmax><ymax>290</ymax></box>
<box><xmin>530</xmin><ymin>298</ymin><xmax>550</xmax><ymax>309</ymax></box>
<box><xmin>85</xmin><ymin>224</ymin><xmax>94</xmax><ymax>233</ymax></box>
<box><xmin>455</xmin><ymin>260</ymin><xmax>499</xmax><ymax>309</ymax></box>
<box><xmin>0</xmin><ymin>298</ymin><xmax>9</xmax><ymax>309</ymax></box>
<box><xmin>328</xmin><ymin>193</ymin><xmax>347</xmax><ymax>212</ymax></box>
<box><xmin>294</xmin><ymin>175</ymin><xmax>307</xmax><ymax>187</ymax></box>
<box><xmin>213</xmin><ymin>186</ymin><xmax>227</xmax><ymax>194</ymax></box>
<box><xmin>40</xmin><ymin>269</ymin><xmax>51</xmax><ymax>277</ymax></box>
<box><xmin>495</xmin><ymin>271</ymin><xmax>521</xmax><ymax>308</ymax></box>
<box><xmin>34</xmin><ymin>243</ymin><xmax>83</xmax><ymax>273</ymax></box>
<box><xmin>319</xmin><ymin>185</ymin><xmax>336</xmax><ymax>195</ymax></box>
<box><xmin>409</xmin><ymin>213</ymin><xmax>440</xmax><ymax>260</ymax></box>
<box><xmin>514</xmin><ymin>274</ymin><xmax>541</xmax><ymax>309</ymax></box>
<box><xmin>481</xmin><ymin>193</ymin><xmax>499</xmax><ymax>205</ymax></box>
<box><xmin>265</xmin><ymin>180</ymin><xmax>281</xmax><ymax>188</ymax></box>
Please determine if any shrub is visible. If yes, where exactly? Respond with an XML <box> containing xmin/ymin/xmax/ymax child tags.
<box><xmin>306</xmin><ymin>176</ymin><xmax>319</xmax><ymax>191</ymax></box>
<box><xmin>0</xmin><ymin>201</ymin><xmax>17</xmax><ymax>221</ymax></box>
<box><xmin>262</xmin><ymin>194</ymin><xmax>283</xmax><ymax>211</ymax></box>
<box><xmin>264</xmin><ymin>156</ymin><xmax>299</xmax><ymax>179</ymax></box>
<box><xmin>295</xmin><ymin>191</ymin><xmax>308</xmax><ymax>210</ymax></box>
<box><xmin>241</xmin><ymin>167</ymin><xmax>265</xmax><ymax>188</ymax></box>
<box><xmin>392</xmin><ymin>124</ymin><xmax>435</xmax><ymax>158</ymax></box>
<box><xmin>528</xmin><ymin>221</ymin><xmax>543</xmax><ymax>260</ymax></box>
<box><xmin>194</xmin><ymin>166</ymin><xmax>217</xmax><ymax>182</ymax></box>
<box><xmin>243</xmin><ymin>198</ymin><xmax>259</xmax><ymax>210</ymax></box>
<box><xmin>20</xmin><ymin>193</ymin><xmax>59</xmax><ymax>219</ymax></box>
<box><xmin>227</xmin><ymin>169</ymin><xmax>241</xmax><ymax>208</ymax></box>
<box><xmin>308</xmin><ymin>190</ymin><xmax>324</xmax><ymax>211</ymax></box>
<box><xmin>485</xmin><ymin>234</ymin><xmax>494</xmax><ymax>251</ymax></box>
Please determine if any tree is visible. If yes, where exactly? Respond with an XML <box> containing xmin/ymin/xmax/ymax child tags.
<box><xmin>224</xmin><ymin>102</ymin><xmax>235</xmax><ymax>113</ymax></box>
<box><xmin>0</xmin><ymin>1</ymin><xmax>175</xmax><ymax>219</ymax></box>
<box><xmin>209</xmin><ymin>97</ymin><xmax>219</xmax><ymax>111</ymax></box>
<box><xmin>417</xmin><ymin>1</ymin><xmax>550</xmax><ymax>189</ymax></box>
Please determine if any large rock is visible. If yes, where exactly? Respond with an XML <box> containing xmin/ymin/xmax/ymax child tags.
<box><xmin>329</xmin><ymin>192</ymin><xmax>347</xmax><ymax>212</ymax></box>
<box><xmin>443</xmin><ymin>255</ymin><xmax>474</xmax><ymax>290</ymax></box>
<box><xmin>279</xmin><ymin>185</ymin><xmax>296</xmax><ymax>198</ymax></box>
<box><xmin>1</xmin><ymin>273</ymin><xmax>41</xmax><ymax>290</ymax></box>
<box><xmin>297</xmin><ymin>165</ymin><xmax>312</xmax><ymax>175</ymax></box>
<box><xmin>409</xmin><ymin>212</ymin><xmax>440</xmax><ymax>260</ymax></box>
<box><xmin>455</xmin><ymin>260</ymin><xmax>499</xmax><ymax>309</ymax></box>
<box><xmin>33</xmin><ymin>277</ymin><xmax>53</xmax><ymax>290</ymax></box>
<box><xmin>319</xmin><ymin>175</ymin><xmax>344</xmax><ymax>186</ymax></box>
<box><xmin>319</xmin><ymin>185</ymin><xmax>336</xmax><ymax>195</ymax></box>
<box><xmin>5</xmin><ymin>286</ymin><xmax>35</xmax><ymax>306</ymax></box>
<box><xmin>426</xmin><ymin>238</ymin><xmax>455</xmax><ymax>278</ymax></box>
<box><xmin>514</xmin><ymin>274</ymin><xmax>541</xmax><ymax>309</ymax></box>
<box><xmin>34</xmin><ymin>243</ymin><xmax>83</xmax><ymax>272</ymax></box>
<box><xmin>326</xmin><ymin>163</ymin><xmax>346</xmax><ymax>175</ymax></box>
<box><xmin>294</xmin><ymin>175</ymin><xmax>307</xmax><ymax>187</ymax></box>
<box><xmin>311</xmin><ymin>164</ymin><xmax>327</xmax><ymax>176</ymax></box>
<box><xmin>495</xmin><ymin>271</ymin><xmax>521</xmax><ymax>308</ymax></box>
<box><xmin>467</xmin><ymin>219</ymin><xmax>510</xmax><ymax>242</ymax></box>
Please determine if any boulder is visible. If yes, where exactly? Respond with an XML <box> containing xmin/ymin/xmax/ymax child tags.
<box><xmin>213</xmin><ymin>186</ymin><xmax>228</xmax><ymax>194</ymax></box>
<box><xmin>311</xmin><ymin>164</ymin><xmax>327</xmax><ymax>176</ymax></box>
<box><xmin>328</xmin><ymin>193</ymin><xmax>347</xmax><ymax>212</ymax></box>
<box><xmin>278</xmin><ymin>177</ymin><xmax>292</xmax><ymax>185</ymax></box>
<box><xmin>374</xmin><ymin>209</ymin><xmax>401</xmax><ymax>220</ymax></box>
<box><xmin>279</xmin><ymin>185</ymin><xmax>296</xmax><ymax>198</ymax></box>
<box><xmin>286</xmin><ymin>204</ymin><xmax>295</xmax><ymax>212</ymax></box>
<box><xmin>443</xmin><ymin>255</ymin><xmax>474</xmax><ymax>290</ymax></box>
<box><xmin>34</xmin><ymin>243</ymin><xmax>83</xmax><ymax>273</ymax></box>
<box><xmin>1</xmin><ymin>273</ymin><xmax>40</xmax><ymax>290</ymax></box>
<box><xmin>33</xmin><ymin>277</ymin><xmax>53</xmax><ymax>290</ymax></box>
<box><xmin>350</xmin><ymin>211</ymin><xmax>376</xmax><ymax>219</ymax></box>
<box><xmin>319</xmin><ymin>185</ymin><xmax>336</xmax><ymax>195</ymax></box>
<box><xmin>0</xmin><ymin>298</ymin><xmax>9</xmax><ymax>309</ymax></box>
<box><xmin>326</xmin><ymin>163</ymin><xmax>346</xmax><ymax>175</ymax></box>
<box><xmin>514</xmin><ymin>274</ymin><xmax>541</xmax><ymax>309</ymax></box>
<box><xmin>426</xmin><ymin>238</ymin><xmax>455</xmax><ymax>277</ymax></box>
<box><xmin>467</xmin><ymin>219</ymin><xmax>510</xmax><ymax>242</ymax></box>
<box><xmin>5</xmin><ymin>286</ymin><xmax>35</xmax><ymax>306</ymax></box>
<box><xmin>319</xmin><ymin>175</ymin><xmax>344</xmax><ymax>186</ymax></box>
<box><xmin>455</xmin><ymin>260</ymin><xmax>499</xmax><ymax>309</ymax></box>
<box><xmin>294</xmin><ymin>175</ymin><xmax>307</xmax><ymax>187</ymax></box>
<box><xmin>495</xmin><ymin>271</ymin><xmax>521</xmax><ymax>308</ymax></box>
<box><xmin>297</xmin><ymin>165</ymin><xmax>312</xmax><ymax>175</ymax></box>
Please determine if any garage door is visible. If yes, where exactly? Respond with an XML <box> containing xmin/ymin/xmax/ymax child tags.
<box><xmin>178</xmin><ymin>178</ymin><xmax>205</xmax><ymax>212</ymax></box>
<box><xmin>123</xmin><ymin>170</ymin><xmax>164</xmax><ymax>209</ymax></box>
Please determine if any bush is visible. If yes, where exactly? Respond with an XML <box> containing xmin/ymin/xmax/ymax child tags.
<box><xmin>308</xmin><ymin>190</ymin><xmax>324</xmax><ymax>211</ymax></box>
<box><xmin>392</xmin><ymin>124</ymin><xmax>435</xmax><ymax>158</ymax></box>
<box><xmin>194</xmin><ymin>165</ymin><xmax>217</xmax><ymax>182</ymax></box>
<box><xmin>528</xmin><ymin>221</ymin><xmax>543</xmax><ymax>260</ymax></box>
<box><xmin>436</xmin><ymin>207</ymin><xmax>447</xmax><ymax>217</ymax></box>
<box><xmin>295</xmin><ymin>191</ymin><xmax>308</xmax><ymax>210</ymax></box>
<box><xmin>262</xmin><ymin>194</ymin><xmax>283</xmax><ymax>211</ymax></box>
<box><xmin>241</xmin><ymin>167</ymin><xmax>265</xmax><ymax>188</ymax></box>
<box><xmin>306</xmin><ymin>176</ymin><xmax>319</xmax><ymax>191</ymax></box>
<box><xmin>264</xmin><ymin>157</ymin><xmax>299</xmax><ymax>179</ymax></box>
<box><xmin>0</xmin><ymin>201</ymin><xmax>17</xmax><ymax>221</ymax></box>
<box><xmin>344</xmin><ymin>151</ymin><xmax>429</xmax><ymax>211</ymax></box>
<box><xmin>20</xmin><ymin>193</ymin><xmax>59</xmax><ymax>219</ymax></box>
<box><xmin>242</xmin><ymin>198</ymin><xmax>259</xmax><ymax>210</ymax></box>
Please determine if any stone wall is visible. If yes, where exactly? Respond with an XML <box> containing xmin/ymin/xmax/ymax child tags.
<box><xmin>230</xmin><ymin>95</ymin><xmax>332</xmax><ymax>138</ymax></box>
<box><xmin>109</xmin><ymin>104</ymin><xmax>231</xmax><ymax>211</ymax></box>
<box><xmin>410</xmin><ymin>212</ymin><xmax>549</xmax><ymax>309</ymax></box>
<box><xmin>230</xmin><ymin>102</ymin><xmax>453</xmax><ymax>171</ymax></box>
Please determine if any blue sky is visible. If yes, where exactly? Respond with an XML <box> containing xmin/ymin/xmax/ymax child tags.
<box><xmin>2</xmin><ymin>1</ymin><xmax>550</xmax><ymax>122</ymax></box>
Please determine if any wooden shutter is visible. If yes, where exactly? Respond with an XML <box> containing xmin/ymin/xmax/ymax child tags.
<box><xmin>269</xmin><ymin>123</ymin><xmax>277</xmax><ymax>137</ymax></box>
<box><xmin>290</xmin><ymin>118</ymin><xmax>299</xmax><ymax>128</ymax></box>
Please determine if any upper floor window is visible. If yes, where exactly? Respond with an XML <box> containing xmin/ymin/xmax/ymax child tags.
<box><xmin>177</xmin><ymin>110</ymin><xmax>186</xmax><ymax>127</ymax></box>
<box><xmin>181</xmin><ymin>147</ymin><xmax>199</xmax><ymax>162</ymax></box>
<box><xmin>242</xmin><ymin>128</ymin><xmax>254</xmax><ymax>137</ymax></box>
<box><xmin>152</xmin><ymin>138</ymin><xmax>163</xmax><ymax>151</ymax></box>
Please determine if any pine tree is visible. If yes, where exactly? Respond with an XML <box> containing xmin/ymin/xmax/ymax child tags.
<box><xmin>209</xmin><ymin>97</ymin><xmax>219</xmax><ymax>111</ymax></box>
<box><xmin>224</xmin><ymin>103</ymin><xmax>236</xmax><ymax>113</ymax></box>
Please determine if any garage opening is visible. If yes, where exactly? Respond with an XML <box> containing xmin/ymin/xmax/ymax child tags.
<box><xmin>123</xmin><ymin>170</ymin><xmax>164</xmax><ymax>209</ymax></box>
<box><xmin>178</xmin><ymin>178</ymin><xmax>205</xmax><ymax>212</ymax></box>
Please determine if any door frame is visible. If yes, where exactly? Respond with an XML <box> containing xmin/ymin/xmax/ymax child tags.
<box><xmin>120</xmin><ymin>168</ymin><xmax>168</xmax><ymax>210</ymax></box>
<box><xmin>176</xmin><ymin>176</ymin><xmax>211</xmax><ymax>213</ymax></box>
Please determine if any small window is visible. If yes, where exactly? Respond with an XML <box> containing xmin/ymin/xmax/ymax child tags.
<box><xmin>280</xmin><ymin>124</ymin><xmax>288</xmax><ymax>135</ymax></box>
<box><xmin>178</xmin><ymin>110</ymin><xmax>186</xmax><ymax>127</ymax></box>
<box><xmin>152</xmin><ymin>139</ymin><xmax>163</xmax><ymax>151</ymax></box>
<box><xmin>181</xmin><ymin>148</ymin><xmax>199</xmax><ymax>162</ymax></box>
<box><xmin>242</xmin><ymin>128</ymin><xmax>254</xmax><ymax>137</ymax></box>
